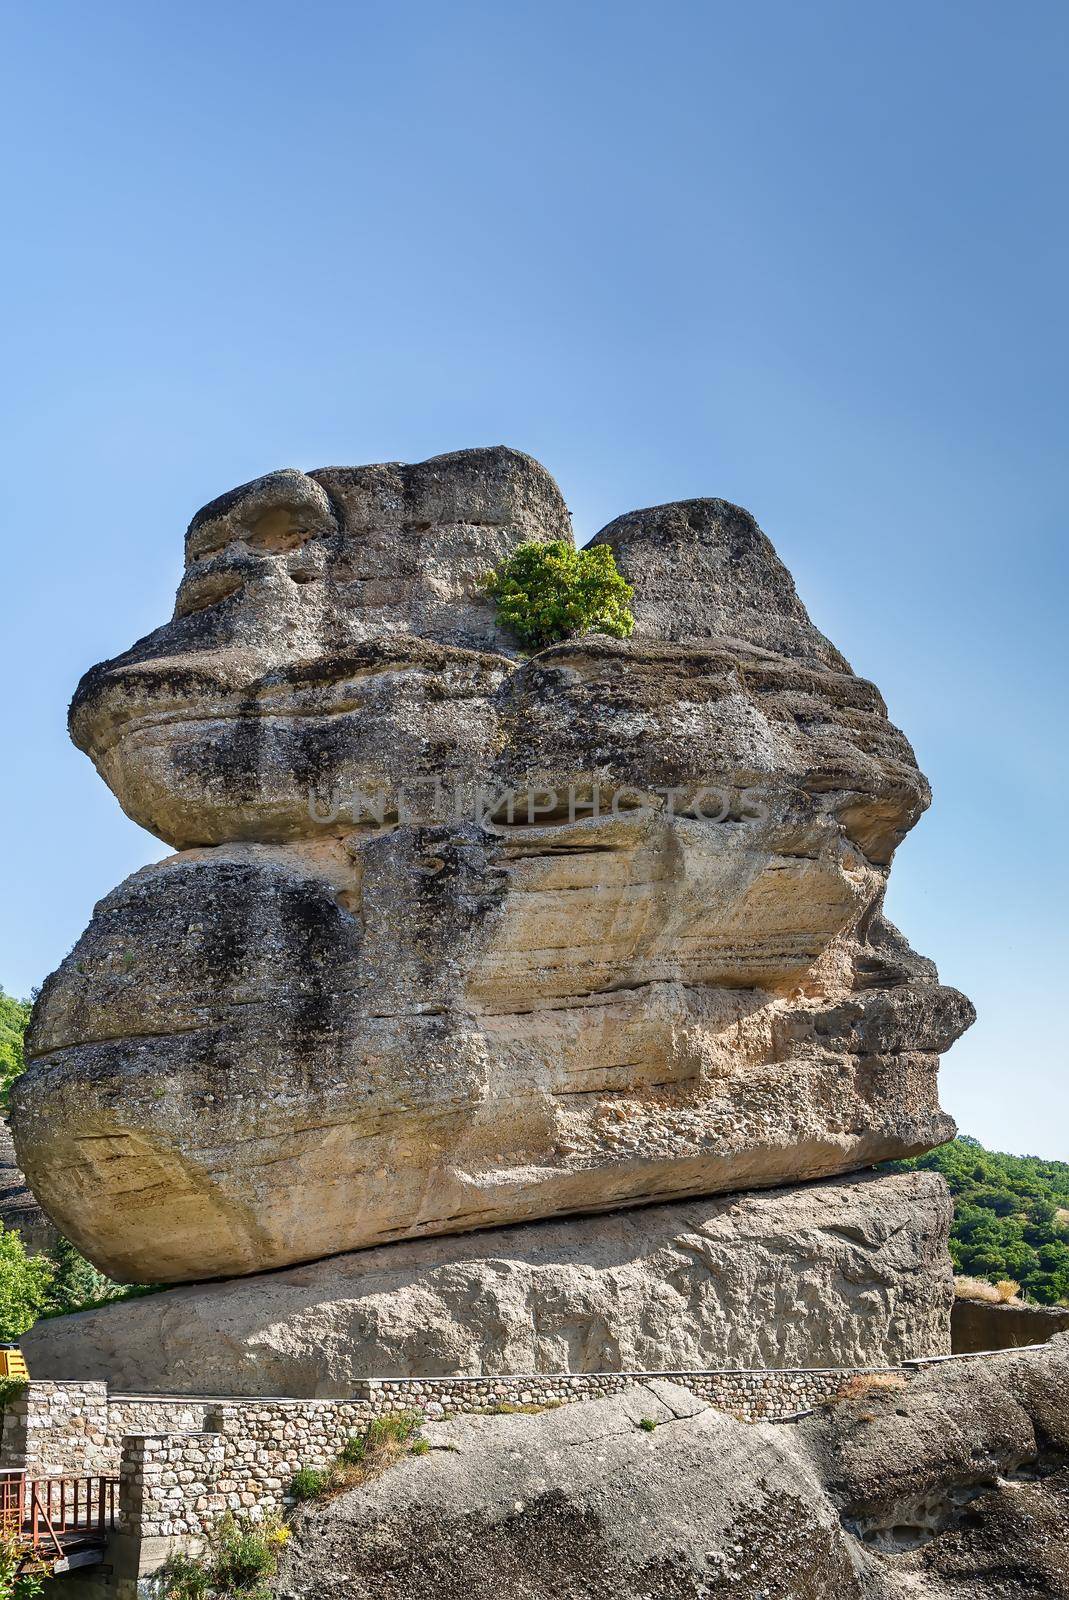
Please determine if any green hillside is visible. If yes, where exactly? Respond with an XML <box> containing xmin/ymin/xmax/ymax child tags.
<box><xmin>0</xmin><ymin>989</ymin><xmax>31</xmax><ymax>1110</ymax></box>
<box><xmin>892</xmin><ymin>1135</ymin><xmax>1069</xmax><ymax>1304</ymax></box>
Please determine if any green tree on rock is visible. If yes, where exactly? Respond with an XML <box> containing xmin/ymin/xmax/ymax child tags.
<box><xmin>484</xmin><ymin>541</ymin><xmax>635</xmax><ymax>651</ymax></box>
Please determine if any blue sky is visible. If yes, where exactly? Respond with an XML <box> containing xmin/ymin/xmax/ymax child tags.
<box><xmin>2</xmin><ymin>1</ymin><xmax>1066</xmax><ymax>1155</ymax></box>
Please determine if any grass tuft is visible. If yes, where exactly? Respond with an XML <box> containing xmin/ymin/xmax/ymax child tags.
<box><xmin>954</xmin><ymin>1274</ymin><xmax>1022</xmax><ymax>1305</ymax></box>
<box><xmin>289</xmin><ymin>1411</ymin><xmax>428</xmax><ymax>1503</ymax></box>
<box><xmin>830</xmin><ymin>1373</ymin><xmax>907</xmax><ymax>1405</ymax></box>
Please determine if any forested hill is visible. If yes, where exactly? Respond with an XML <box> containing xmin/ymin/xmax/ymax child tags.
<box><xmin>892</xmin><ymin>1136</ymin><xmax>1069</xmax><ymax>1304</ymax></box>
<box><xmin>0</xmin><ymin>989</ymin><xmax>30</xmax><ymax>1109</ymax></box>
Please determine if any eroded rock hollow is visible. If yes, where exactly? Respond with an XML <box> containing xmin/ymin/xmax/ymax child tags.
<box><xmin>13</xmin><ymin>446</ymin><xmax>972</xmax><ymax>1377</ymax></box>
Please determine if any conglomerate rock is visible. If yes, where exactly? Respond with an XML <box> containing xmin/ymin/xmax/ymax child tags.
<box><xmin>22</xmin><ymin>1170</ymin><xmax>952</xmax><ymax>1393</ymax></box>
<box><xmin>274</xmin><ymin>1339</ymin><xmax>1069</xmax><ymax>1600</ymax></box>
<box><xmin>11</xmin><ymin>447</ymin><xmax>972</xmax><ymax>1284</ymax></box>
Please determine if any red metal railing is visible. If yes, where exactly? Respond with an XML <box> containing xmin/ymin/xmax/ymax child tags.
<box><xmin>0</xmin><ymin>1469</ymin><xmax>118</xmax><ymax>1561</ymax></box>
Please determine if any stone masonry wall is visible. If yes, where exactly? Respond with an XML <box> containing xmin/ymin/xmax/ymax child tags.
<box><xmin>0</xmin><ymin>1382</ymin><xmax>212</xmax><ymax>1477</ymax></box>
<box><xmin>0</xmin><ymin>1354</ymin><xmax>1024</xmax><ymax>1543</ymax></box>
<box><xmin>0</xmin><ymin>1369</ymin><xmax>897</xmax><ymax>1483</ymax></box>
<box><xmin>121</xmin><ymin>1431</ymin><xmax>227</xmax><ymax>1539</ymax></box>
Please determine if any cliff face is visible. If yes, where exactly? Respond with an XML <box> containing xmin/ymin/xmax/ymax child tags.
<box><xmin>23</xmin><ymin>1170</ymin><xmax>953</xmax><ymax>1394</ymax></box>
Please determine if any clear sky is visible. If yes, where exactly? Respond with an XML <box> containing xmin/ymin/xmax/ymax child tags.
<box><xmin>2</xmin><ymin>1</ymin><xmax>1066</xmax><ymax>1156</ymax></box>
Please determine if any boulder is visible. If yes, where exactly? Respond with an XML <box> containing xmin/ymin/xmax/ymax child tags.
<box><xmin>22</xmin><ymin>1169</ymin><xmax>952</xmax><ymax>1394</ymax></box>
<box><xmin>279</xmin><ymin>1380</ymin><xmax>866</xmax><ymax>1600</ymax></box>
<box><xmin>11</xmin><ymin>449</ymin><xmax>972</xmax><ymax>1282</ymax></box>
<box><xmin>274</xmin><ymin>1340</ymin><xmax>1069</xmax><ymax>1599</ymax></box>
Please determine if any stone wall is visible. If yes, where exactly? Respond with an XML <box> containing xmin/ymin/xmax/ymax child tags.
<box><xmin>108</xmin><ymin>1375</ymin><xmax>906</xmax><ymax>1539</ymax></box>
<box><xmin>0</xmin><ymin>1369</ymin><xmax>898</xmax><ymax>1485</ymax></box>
<box><xmin>0</xmin><ymin>1382</ymin><xmax>213</xmax><ymax>1477</ymax></box>
<box><xmin>121</xmin><ymin>1431</ymin><xmax>227</xmax><ymax>1538</ymax></box>
<box><xmin>354</xmin><ymin>1369</ymin><xmax>859</xmax><ymax>1423</ymax></box>
<box><xmin>0</xmin><ymin>1355</ymin><xmax>1027</xmax><ymax>1545</ymax></box>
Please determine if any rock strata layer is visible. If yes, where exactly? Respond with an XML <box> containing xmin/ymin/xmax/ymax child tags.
<box><xmin>11</xmin><ymin>447</ymin><xmax>973</xmax><ymax>1284</ymax></box>
<box><xmin>22</xmin><ymin>1170</ymin><xmax>952</xmax><ymax>1394</ymax></box>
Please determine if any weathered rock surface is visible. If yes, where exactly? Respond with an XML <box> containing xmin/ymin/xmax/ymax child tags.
<box><xmin>11</xmin><ymin>448</ymin><xmax>972</xmax><ymax>1282</ymax></box>
<box><xmin>276</xmin><ymin>1340</ymin><xmax>1069</xmax><ymax>1599</ymax></box>
<box><xmin>279</xmin><ymin>1380</ymin><xmax>864</xmax><ymax>1600</ymax></box>
<box><xmin>23</xmin><ymin>1170</ymin><xmax>951</xmax><ymax>1394</ymax></box>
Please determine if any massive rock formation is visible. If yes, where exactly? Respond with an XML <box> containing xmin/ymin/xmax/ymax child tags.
<box><xmin>11</xmin><ymin>447</ymin><xmax>972</xmax><ymax>1296</ymax></box>
<box><xmin>276</xmin><ymin>1339</ymin><xmax>1069</xmax><ymax>1600</ymax></box>
<box><xmin>22</xmin><ymin>1170</ymin><xmax>952</xmax><ymax>1393</ymax></box>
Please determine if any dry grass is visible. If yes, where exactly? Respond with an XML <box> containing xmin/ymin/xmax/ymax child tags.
<box><xmin>954</xmin><ymin>1275</ymin><xmax>1022</xmax><ymax>1305</ymax></box>
<box><xmin>290</xmin><ymin>1412</ymin><xmax>425</xmax><ymax>1502</ymax></box>
<box><xmin>831</xmin><ymin>1373</ymin><xmax>908</xmax><ymax>1405</ymax></box>
<box><xmin>482</xmin><ymin>1400</ymin><xmax>562</xmax><ymax>1416</ymax></box>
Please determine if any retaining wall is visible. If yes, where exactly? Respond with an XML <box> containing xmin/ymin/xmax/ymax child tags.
<box><xmin>0</xmin><ymin>1353</ymin><xmax>1024</xmax><ymax>1544</ymax></box>
<box><xmin>0</xmin><ymin>1368</ymin><xmax>895</xmax><ymax>1484</ymax></box>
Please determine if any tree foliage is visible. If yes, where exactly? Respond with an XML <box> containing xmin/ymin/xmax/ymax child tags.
<box><xmin>891</xmin><ymin>1135</ymin><xmax>1069</xmax><ymax>1305</ymax></box>
<box><xmin>0</xmin><ymin>990</ymin><xmax>30</xmax><ymax>1112</ymax></box>
<box><xmin>0</xmin><ymin>1225</ymin><xmax>54</xmax><ymax>1341</ymax></box>
<box><xmin>484</xmin><ymin>540</ymin><xmax>635</xmax><ymax>650</ymax></box>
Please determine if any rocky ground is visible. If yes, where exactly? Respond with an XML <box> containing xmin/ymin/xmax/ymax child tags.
<box><xmin>276</xmin><ymin>1336</ymin><xmax>1069</xmax><ymax>1600</ymax></box>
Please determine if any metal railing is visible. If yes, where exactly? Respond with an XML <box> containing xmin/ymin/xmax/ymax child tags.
<box><xmin>0</xmin><ymin>1469</ymin><xmax>118</xmax><ymax>1562</ymax></box>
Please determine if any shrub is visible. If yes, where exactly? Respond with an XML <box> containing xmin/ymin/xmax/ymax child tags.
<box><xmin>638</xmin><ymin>1417</ymin><xmax>657</xmax><ymax>1432</ymax></box>
<box><xmin>0</xmin><ymin>1527</ymin><xmax>43</xmax><ymax>1600</ymax></box>
<box><xmin>954</xmin><ymin>1274</ymin><xmax>1022</xmax><ymax>1305</ymax></box>
<box><xmin>156</xmin><ymin>1552</ymin><xmax>211</xmax><ymax>1600</ymax></box>
<box><xmin>210</xmin><ymin>1513</ymin><xmax>287</xmax><ymax>1592</ymax></box>
<box><xmin>157</xmin><ymin>1513</ymin><xmax>288</xmax><ymax>1600</ymax></box>
<box><xmin>288</xmin><ymin>1466</ymin><xmax>330</xmax><ymax>1502</ymax></box>
<box><xmin>340</xmin><ymin>1411</ymin><xmax>421</xmax><ymax>1466</ymax></box>
<box><xmin>483</xmin><ymin>541</ymin><xmax>634</xmax><ymax>651</ymax></box>
<box><xmin>289</xmin><ymin>1412</ymin><xmax>427</xmax><ymax>1506</ymax></box>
